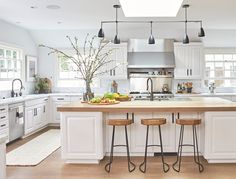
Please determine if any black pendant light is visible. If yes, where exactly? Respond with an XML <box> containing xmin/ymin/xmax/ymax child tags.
<box><xmin>113</xmin><ymin>5</ymin><xmax>121</xmax><ymax>44</ymax></box>
<box><xmin>148</xmin><ymin>21</ymin><xmax>155</xmax><ymax>44</ymax></box>
<box><xmin>183</xmin><ymin>4</ymin><xmax>190</xmax><ymax>44</ymax></box>
<box><xmin>98</xmin><ymin>23</ymin><xmax>104</xmax><ymax>38</ymax></box>
<box><xmin>198</xmin><ymin>21</ymin><xmax>205</xmax><ymax>37</ymax></box>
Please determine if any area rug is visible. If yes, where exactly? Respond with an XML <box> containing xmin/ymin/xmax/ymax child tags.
<box><xmin>6</xmin><ymin>129</ymin><xmax>61</xmax><ymax>166</ymax></box>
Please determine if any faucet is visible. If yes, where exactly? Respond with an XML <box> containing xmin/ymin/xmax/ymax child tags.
<box><xmin>147</xmin><ymin>77</ymin><xmax>154</xmax><ymax>101</ymax></box>
<box><xmin>11</xmin><ymin>79</ymin><xmax>24</xmax><ymax>97</ymax></box>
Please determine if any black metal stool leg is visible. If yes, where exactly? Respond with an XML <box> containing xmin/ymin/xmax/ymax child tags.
<box><xmin>105</xmin><ymin>126</ymin><xmax>115</xmax><ymax>173</ymax></box>
<box><xmin>125</xmin><ymin>125</ymin><xmax>136</xmax><ymax>172</ymax></box>
<box><xmin>173</xmin><ymin>125</ymin><xmax>184</xmax><ymax>172</ymax></box>
<box><xmin>192</xmin><ymin>125</ymin><xmax>204</xmax><ymax>172</ymax></box>
<box><xmin>139</xmin><ymin>125</ymin><xmax>149</xmax><ymax>173</ymax></box>
<box><xmin>158</xmin><ymin>125</ymin><xmax>170</xmax><ymax>173</ymax></box>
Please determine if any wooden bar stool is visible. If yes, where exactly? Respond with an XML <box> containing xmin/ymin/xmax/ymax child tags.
<box><xmin>139</xmin><ymin>118</ymin><xmax>170</xmax><ymax>173</ymax></box>
<box><xmin>105</xmin><ymin>119</ymin><xmax>136</xmax><ymax>173</ymax></box>
<box><xmin>172</xmin><ymin>119</ymin><xmax>204</xmax><ymax>172</ymax></box>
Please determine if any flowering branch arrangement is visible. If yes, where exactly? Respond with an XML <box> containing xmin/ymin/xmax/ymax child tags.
<box><xmin>39</xmin><ymin>34</ymin><xmax>115</xmax><ymax>100</ymax></box>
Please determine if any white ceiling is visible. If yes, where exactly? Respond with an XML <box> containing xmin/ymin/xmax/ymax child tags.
<box><xmin>0</xmin><ymin>0</ymin><xmax>236</xmax><ymax>30</ymax></box>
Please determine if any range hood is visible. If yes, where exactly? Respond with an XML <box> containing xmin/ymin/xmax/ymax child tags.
<box><xmin>128</xmin><ymin>39</ymin><xmax>175</xmax><ymax>68</ymax></box>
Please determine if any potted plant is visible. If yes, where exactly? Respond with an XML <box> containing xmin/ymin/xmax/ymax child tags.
<box><xmin>39</xmin><ymin>35</ymin><xmax>115</xmax><ymax>101</ymax></box>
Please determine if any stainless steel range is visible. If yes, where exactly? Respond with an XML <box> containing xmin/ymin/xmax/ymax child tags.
<box><xmin>129</xmin><ymin>72</ymin><xmax>174</xmax><ymax>101</ymax></box>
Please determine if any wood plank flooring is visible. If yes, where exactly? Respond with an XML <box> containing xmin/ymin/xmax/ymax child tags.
<box><xmin>6</xmin><ymin>128</ymin><xmax>236</xmax><ymax>179</ymax></box>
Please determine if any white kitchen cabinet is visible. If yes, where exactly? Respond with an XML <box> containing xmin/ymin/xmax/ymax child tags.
<box><xmin>204</xmin><ymin>112</ymin><xmax>236</xmax><ymax>163</ymax></box>
<box><xmin>100</xmin><ymin>43</ymin><xmax>128</xmax><ymax>80</ymax></box>
<box><xmin>61</xmin><ymin>112</ymin><xmax>104</xmax><ymax>164</ymax></box>
<box><xmin>24</xmin><ymin>97</ymin><xmax>49</xmax><ymax>135</ymax></box>
<box><xmin>25</xmin><ymin>107</ymin><xmax>35</xmax><ymax>134</ymax></box>
<box><xmin>175</xmin><ymin>112</ymin><xmax>202</xmax><ymax>154</ymax></box>
<box><xmin>174</xmin><ymin>43</ymin><xmax>203</xmax><ymax>79</ymax></box>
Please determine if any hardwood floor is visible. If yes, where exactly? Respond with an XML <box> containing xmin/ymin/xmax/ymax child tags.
<box><xmin>6</xmin><ymin>128</ymin><xmax>236</xmax><ymax>179</ymax></box>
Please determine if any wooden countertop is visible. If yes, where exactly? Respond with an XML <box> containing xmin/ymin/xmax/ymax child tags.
<box><xmin>57</xmin><ymin>97</ymin><xmax>236</xmax><ymax>113</ymax></box>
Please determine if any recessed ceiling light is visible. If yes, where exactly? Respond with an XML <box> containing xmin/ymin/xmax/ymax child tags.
<box><xmin>119</xmin><ymin>0</ymin><xmax>183</xmax><ymax>17</ymax></box>
<box><xmin>57</xmin><ymin>21</ymin><xmax>62</xmax><ymax>24</ymax></box>
<box><xmin>30</xmin><ymin>6</ymin><xmax>38</xmax><ymax>9</ymax></box>
<box><xmin>15</xmin><ymin>21</ymin><xmax>21</xmax><ymax>24</ymax></box>
<box><xmin>46</xmin><ymin>5</ymin><xmax>61</xmax><ymax>10</ymax></box>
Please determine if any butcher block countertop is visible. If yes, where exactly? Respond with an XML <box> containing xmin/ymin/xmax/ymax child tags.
<box><xmin>57</xmin><ymin>97</ymin><xmax>236</xmax><ymax>113</ymax></box>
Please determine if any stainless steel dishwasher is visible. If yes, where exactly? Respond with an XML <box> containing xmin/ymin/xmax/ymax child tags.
<box><xmin>9</xmin><ymin>103</ymin><xmax>24</xmax><ymax>142</ymax></box>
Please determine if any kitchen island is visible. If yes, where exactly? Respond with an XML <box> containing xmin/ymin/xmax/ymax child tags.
<box><xmin>58</xmin><ymin>97</ymin><xmax>236</xmax><ymax>164</ymax></box>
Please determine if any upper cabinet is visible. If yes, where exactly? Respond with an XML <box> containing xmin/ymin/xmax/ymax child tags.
<box><xmin>99</xmin><ymin>43</ymin><xmax>128</xmax><ymax>80</ymax></box>
<box><xmin>174</xmin><ymin>43</ymin><xmax>204</xmax><ymax>79</ymax></box>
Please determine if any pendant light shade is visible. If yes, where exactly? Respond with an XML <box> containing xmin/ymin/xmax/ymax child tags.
<box><xmin>198</xmin><ymin>27</ymin><xmax>205</xmax><ymax>37</ymax></box>
<box><xmin>114</xmin><ymin>35</ymin><xmax>120</xmax><ymax>44</ymax></box>
<box><xmin>148</xmin><ymin>35</ymin><xmax>155</xmax><ymax>44</ymax></box>
<box><xmin>183</xmin><ymin>34</ymin><xmax>189</xmax><ymax>44</ymax></box>
<box><xmin>148</xmin><ymin>21</ymin><xmax>155</xmax><ymax>44</ymax></box>
<box><xmin>98</xmin><ymin>27</ymin><xmax>104</xmax><ymax>38</ymax></box>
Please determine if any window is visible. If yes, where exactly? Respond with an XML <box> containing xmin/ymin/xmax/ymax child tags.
<box><xmin>204</xmin><ymin>50</ymin><xmax>236</xmax><ymax>87</ymax></box>
<box><xmin>0</xmin><ymin>44</ymin><xmax>23</xmax><ymax>90</ymax></box>
<box><xmin>56</xmin><ymin>54</ymin><xmax>99</xmax><ymax>88</ymax></box>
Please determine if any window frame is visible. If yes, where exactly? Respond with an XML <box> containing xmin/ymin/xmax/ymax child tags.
<box><xmin>0</xmin><ymin>43</ymin><xmax>23</xmax><ymax>81</ymax></box>
<box><xmin>54</xmin><ymin>48</ymin><xmax>100</xmax><ymax>88</ymax></box>
<box><xmin>204</xmin><ymin>48</ymin><xmax>236</xmax><ymax>88</ymax></box>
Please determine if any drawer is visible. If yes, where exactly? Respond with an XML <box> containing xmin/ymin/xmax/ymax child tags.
<box><xmin>0</xmin><ymin>113</ymin><xmax>7</xmax><ymax>122</ymax></box>
<box><xmin>52</xmin><ymin>96</ymin><xmax>71</xmax><ymax>102</ymax></box>
<box><xmin>0</xmin><ymin>120</ymin><xmax>8</xmax><ymax>131</ymax></box>
<box><xmin>0</xmin><ymin>105</ymin><xmax>8</xmax><ymax>114</ymax></box>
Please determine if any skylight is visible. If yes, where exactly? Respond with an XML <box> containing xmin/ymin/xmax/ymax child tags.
<box><xmin>119</xmin><ymin>0</ymin><xmax>183</xmax><ymax>17</ymax></box>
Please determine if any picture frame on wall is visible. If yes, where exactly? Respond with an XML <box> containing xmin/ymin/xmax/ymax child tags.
<box><xmin>26</xmin><ymin>55</ymin><xmax>37</xmax><ymax>82</ymax></box>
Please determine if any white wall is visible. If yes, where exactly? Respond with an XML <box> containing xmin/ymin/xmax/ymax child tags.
<box><xmin>0</xmin><ymin>20</ymin><xmax>37</xmax><ymax>98</ymax></box>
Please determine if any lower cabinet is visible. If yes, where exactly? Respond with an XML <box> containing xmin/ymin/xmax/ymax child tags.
<box><xmin>24</xmin><ymin>98</ymin><xmax>49</xmax><ymax>135</ymax></box>
<box><xmin>61</xmin><ymin>112</ymin><xmax>104</xmax><ymax>164</ymax></box>
<box><xmin>51</xmin><ymin>96</ymin><xmax>82</xmax><ymax>124</ymax></box>
<box><xmin>204</xmin><ymin>112</ymin><xmax>236</xmax><ymax>163</ymax></box>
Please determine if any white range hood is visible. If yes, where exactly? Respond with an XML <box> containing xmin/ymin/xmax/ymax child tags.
<box><xmin>128</xmin><ymin>39</ymin><xmax>175</xmax><ymax>68</ymax></box>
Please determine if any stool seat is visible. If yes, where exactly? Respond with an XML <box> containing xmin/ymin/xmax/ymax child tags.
<box><xmin>107</xmin><ymin>119</ymin><xmax>133</xmax><ymax>126</ymax></box>
<box><xmin>141</xmin><ymin>118</ymin><xmax>166</xmax><ymax>126</ymax></box>
<box><xmin>176</xmin><ymin>119</ymin><xmax>201</xmax><ymax>126</ymax></box>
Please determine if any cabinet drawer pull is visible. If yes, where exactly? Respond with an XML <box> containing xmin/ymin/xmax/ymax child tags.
<box><xmin>57</xmin><ymin>98</ymin><xmax>64</xmax><ymax>100</ymax></box>
<box><xmin>0</xmin><ymin>116</ymin><xmax>6</xmax><ymax>119</ymax></box>
<box><xmin>187</xmin><ymin>69</ymin><xmax>189</xmax><ymax>76</ymax></box>
<box><xmin>44</xmin><ymin>99</ymin><xmax>48</xmax><ymax>101</ymax></box>
<box><xmin>172</xmin><ymin>113</ymin><xmax>175</xmax><ymax>123</ymax></box>
<box><xmin>0</xmin><ymin>124</ymin><xmax>6</xmax><ymax>128</ymax></box>
<box><xmin>113</xmin><ymin>69</ymin><xmax>115</xmax><ymax>76</ymax></box>
<box><xmin>0</xmin><ymin>108</ymin><xmax>5</xmax><ymax>111</ymax></box>
<box><xmin>190</xmin><ymin>69</ymin><xmax>192</xmax><ymax>76</ymax></box>
<box><xmin>110</xmin><ymin>69</ymin><xmax>112</xmax><ymax>76</ymax></box>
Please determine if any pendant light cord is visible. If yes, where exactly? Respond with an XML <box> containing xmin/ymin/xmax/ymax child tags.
<box><xmin>115</xmin><ymin>6</ymin><xmax>118</xmax><ymax>36</ymax></box>
<box><xmin>185</xmin><ymin>6</ymin><xmax>188</xmax><ymax>35</ymax></box>
<box><xmin>150</xmin><ymin>21</ymin><xmax>153</xmax><ymax>35</ymax></box>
